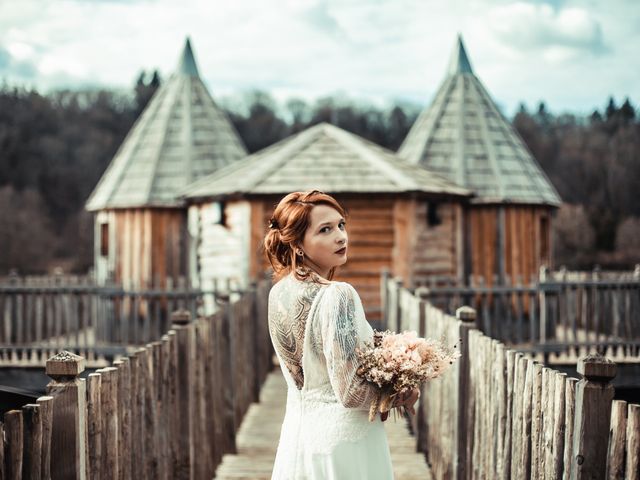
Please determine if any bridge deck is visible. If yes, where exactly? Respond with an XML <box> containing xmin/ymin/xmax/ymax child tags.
<box><xmin>214</xmin><ymin>369</ymin><xmax>433</xmax><ymax>479</ymax></box>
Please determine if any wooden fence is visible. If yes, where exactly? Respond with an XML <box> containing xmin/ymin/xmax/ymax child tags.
<box><xmin>383</xmin><ymin>267</ymin><xmax>640</xmax><ymax>360</ymax></box>
<box><xmin>0</xmin><ymin>280</ymin><xmax>272</xmax><ymax>479</ymax></box>
<box><xmin>384</xmin><ymin>277</ymin><xmax>640</xmax><ymax>480</ymax></box>
<box><xmin>0</xmin><ymin>275</ymin><xmax>244</xmax><ymax>347</ymax></box>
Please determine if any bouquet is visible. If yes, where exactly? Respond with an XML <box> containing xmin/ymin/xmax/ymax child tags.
<box><xmin>355</xmin><ymin>330</ymin><xmax>461</xmax><ymax>422</ymax></box>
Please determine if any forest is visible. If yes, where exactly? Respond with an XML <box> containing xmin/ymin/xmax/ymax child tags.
<box><xmin>0</xmin><ymin>71</ymin><xmax>638</xmax><ymax>274</ymax></box>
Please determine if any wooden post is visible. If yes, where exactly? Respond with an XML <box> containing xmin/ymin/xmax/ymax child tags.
<box><xmin>96</xmin><ymin>366</ymin><xmax>118</xmax><ymax>479</ymax></box>
<box><xmin>539</xmin><ymin>265</ymin><xmax>548</xmax><ymax>345</ymax></box>
<box><xmin>606</xmin><ymin>399</ymin><xmax>627</xmax><ymax>479</ymax></box>
<box><xmin>216</xmin><ymin>292</ymin><xmax>237</xmax><ymax>455</ymax></box>
<box><xmin>5</xmin><ymin>409</ymin><xmax>24</xmax><ymax>479</ymax></box>
<box><xmin>171</xmin><ymin>309</ymin><xmax>195</xmax><ymax>479</ymax></box>
<box><xmin>415</xmin><ymin>286</ymin><xmax>430</xmax><ymax>453</ymax></box>
<box><xmin>86</xmin><ymin>373</ymin><xmax>102</xmax><ymax>480</ymax></box>
<box><xmin>112</xmin><ymin>358</ymin><xmax>131</xmax><ymax>480</ymax></box>
<box><xmin>455</xmin><ymin>305</ymin><xmax>476</xmax><ymax>480</ymax></box>
<box><xmin>570</xmin><ymin>355</ymin><xmax>616</xmax><ymax>480</ymax></box>
<box><xmin>627</xmin><ymin>404</ymin><xmax>640</xmax><ymax>480</ymax></box>
<box><xmin>22</xmin><ymin>403</ymin><xmax>43</xmax><ymax>480</ymax></box>
<box><xmin>45</xmin><ymin>351</ymin><xmax>87</xmax><ymax>480</ymax></box>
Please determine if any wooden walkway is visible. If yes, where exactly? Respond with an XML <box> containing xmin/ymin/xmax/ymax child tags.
<box><xmin>214</xmin><ymin>369</ymin><xmax>433</xmax><ymax>479</ymax></box>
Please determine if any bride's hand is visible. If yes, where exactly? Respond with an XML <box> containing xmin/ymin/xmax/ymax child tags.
<box><xmin>392</xmin><ymin>388</ymin><xmax>420</xmax><ymax>415</ymax></box>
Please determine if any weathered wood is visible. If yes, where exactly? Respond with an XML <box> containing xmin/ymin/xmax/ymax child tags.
<box><xmin>510</xmin><ymin>353</ymin><xmax>525</xmax><ymax>479</ymax></box>
<box><xmin>21</xmin><ymin>403</ymin><xmax>42</xmax><ymax>480</ymax></box>
<box><xmin>454</xmin><ymin>306</ymin><xmax>475</xmax><ymax>479</ymax></box>
<box><xmin>45</xmin><ymin>351</ymin><xmax>87</xmax><ymax>480</ymax></box>
<box><xmin>606</xmin><ymin>399</ymin><xmax>627</xmax><ymax>479</ymax></box>
<box><xmin>502</xmin><ymin>349</ymin><xmax>516</xmax><ymax>480</ymax></box>
<box><xmin>113</xmin><ymin>358</ymin><xmax>131</xmax><ymax>480</ymax></box>
<box><xmin>571</xmin><ymin>355</ymin><xmax>616</xmax><ymax>480</ymax></box>
<box><xmin>563</xmin><ymin>377</ymin><xmax>578</xmax><ymax>480</ymax></box>
<box><xmin>86</xmin><ymin>373</ymin><xmax>102</xmax><ymax>480</ymax></box>
<box><xmin>33</xmin><ymin>396</ymin><xmax>52</xmax><ymax>480</ymax></box>
<box><xmin>96</xmin><ymin>366</ymin><xmax>118</xmax><ymax>480</ymax></box>
<box><xmin>172</xmin><ymin>311</ymin><xmax>195</xmax><ymax>478</ymax></box>
<box><xmin>520</xmin><ymin>358</ymin><xmax>534</xmax><ymax>479</ymax></box>
<box><xmin>5</xmin><ymin>410</ymin><xmax>24</xmax><ymax>480</ymax></box>
<box><xmin>551</xmin><ymin>372</ymin><xmax>567</xmax><ymax>477</ymax></box>
<box><xmin>627</xmin><ymin>404</ymin><xmax>640</xmax><ymax>480</ymax></box>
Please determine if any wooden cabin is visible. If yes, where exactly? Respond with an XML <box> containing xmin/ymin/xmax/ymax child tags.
<box><xmin>398</xmin><ymin>35</ymin><xmax>562</xmax><ymax>286</ymax></box>
<box><xmin>85</xmin><ymin>38</ymin><xmax>248</xmax><ymax>288</ymax></box>
<box><xmin>181</xmin><ymin>122</ymin><xmax>472</xmax><ymax>321</ymax></box>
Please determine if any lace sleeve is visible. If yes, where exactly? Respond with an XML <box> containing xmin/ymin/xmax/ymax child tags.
<box><xmin>318</xmin><ymin>282</ymin><xmax>380</xmax><ymax>409</ymax></box>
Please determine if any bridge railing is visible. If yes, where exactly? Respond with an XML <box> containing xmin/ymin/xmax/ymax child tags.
<box><xmin>384</xmin><ymin>266</ymin><xmax>640</xmax><ymax>360</ymax></box>
<box><xmin>0</xmin><ymin>279</ymin><xmax>272</xmax><ymax>479</ymax></box>
<box><xmin>383</xmin><ymin>276</ymin><xmax>640</xmax><ymax>480</ymax></box>
<box><xmin>0</xmin><ymin>275</ymin><xmax>245</xmax><ymax>348</ymax></box>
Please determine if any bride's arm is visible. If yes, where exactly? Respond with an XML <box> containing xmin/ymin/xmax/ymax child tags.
<box><xmin>319</xmin><ymin>282</ymin><xmax>380</xmax><ymax>410</ymax></box>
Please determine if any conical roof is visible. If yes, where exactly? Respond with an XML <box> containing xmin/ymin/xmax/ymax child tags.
<box><xmin>86</xmin><ymin>38</ymin><xmax>247</xmax><ymax>211</ymax></box>
<box><xmin>182</xmin><ymin>122</ymin><xmax>472</xmax><ymax>200</ymax></box>
<box><xmin>398</xmin><ymin>35</ymin><xmax>561</xmax><ymax>206</ymax></box>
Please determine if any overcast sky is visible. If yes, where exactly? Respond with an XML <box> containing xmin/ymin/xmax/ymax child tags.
<box><xmin>1</xmin><ymin>0</ymin><xmax>638</xmax><ymax>117</ymax></box>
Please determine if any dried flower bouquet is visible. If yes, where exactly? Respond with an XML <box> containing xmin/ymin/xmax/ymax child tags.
<box><xmin>355</xmin><ymin>330</ymin><xmax>461</xmax><ymax>422</ymax></box>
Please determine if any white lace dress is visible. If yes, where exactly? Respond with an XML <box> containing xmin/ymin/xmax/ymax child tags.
<box><xmin>268</xmin><ymin>272</ymin><xmax>393</xmax><ymax>480</ymax></box>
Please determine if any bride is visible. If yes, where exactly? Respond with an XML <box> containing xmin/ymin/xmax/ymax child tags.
<box><xmin>264</xmin><ymin>190</ymin><xmax>419</xmax><ymax>479</ymax></box>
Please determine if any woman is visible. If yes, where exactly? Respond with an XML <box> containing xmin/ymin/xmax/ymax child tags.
<box><xmin>264</xmin><ymin>190</ymin><xmax>419</xmax><ymax>479</ymax></box>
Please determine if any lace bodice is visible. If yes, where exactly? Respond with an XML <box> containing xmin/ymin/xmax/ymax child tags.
<box><xmin>268</xmin><ymin>272</ymin><xmax>379</xmax><ymax>409</ymax></box>
<box><xmin>268</xmin><ymin>271</ymin><xmax>392</xmax><ymax>477</ymax></box>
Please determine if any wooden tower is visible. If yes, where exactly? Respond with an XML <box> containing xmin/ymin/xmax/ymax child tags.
<box><xmin>85</xmin><ymin>38</ymin><xmax>248</xmax><ymax>288</ymax></box>
<box><xmin>398</xmin><ymin>35</ymin><xmax>562</xmax><ymax>286</ymax></box>
<box><xmin>182</xmin><ymin>122</ymin><xmax>472</xmax><ymax>320</ymax></box>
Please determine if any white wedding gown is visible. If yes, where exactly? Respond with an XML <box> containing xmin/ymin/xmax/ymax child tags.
<box><xmin>268</xmin><ymin>271</ymin><xmax>393</xmax><ymax>479</ymax></box>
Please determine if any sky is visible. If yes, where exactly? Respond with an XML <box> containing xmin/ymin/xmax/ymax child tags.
<box><xmin>1</xmin><ymin>0</ymin><xmax>639</xmax><ymax>117</ymax></box>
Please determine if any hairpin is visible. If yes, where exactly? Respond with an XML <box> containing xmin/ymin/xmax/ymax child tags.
<box><xmin>268</xmin><ymin>218</ymin><xmax>279</xmax><ymax>230</ymax></box>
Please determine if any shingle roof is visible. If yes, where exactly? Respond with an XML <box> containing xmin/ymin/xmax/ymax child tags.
<box><xmin>398</xmin><ymin>35</ymin><xmax>562</xmax><ymax>207</ymax></box>
<box><xmin>182</xmin><ymin>122</ymin><xmax>472</xmax><ymax>200</ymax></box>
<box><xmin>85</xmin><ymin>38</ymin><xmax>247</xmax><ymax>211</ymax></box>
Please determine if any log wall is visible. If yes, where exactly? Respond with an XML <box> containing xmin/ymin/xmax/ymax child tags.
<box><xmin>94</xmin><ymin>208</ymin><xmax>188</xmax><ymax>289</ymax></box>
<box><xmin>467</xmin><ymin>205</ymin><xmax>553</xmax><ymax>286</ymax></box>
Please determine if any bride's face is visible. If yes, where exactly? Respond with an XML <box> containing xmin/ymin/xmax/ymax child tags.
<box><xmin>299</xmin><ymin>205</ymin><xmax>348</xmax><ymax>276</ymax></box>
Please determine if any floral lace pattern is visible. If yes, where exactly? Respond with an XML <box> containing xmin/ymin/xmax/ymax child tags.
<box><xmin>268</xmin><ymin>272</ymin><xmax>385</xmax><ymax>475</ymax></box>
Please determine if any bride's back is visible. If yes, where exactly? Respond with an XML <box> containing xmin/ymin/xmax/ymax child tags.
<box><xmin>267</xmin><ymin>273</ymin><xmax>326</xmax><ymax>390</ymax></box>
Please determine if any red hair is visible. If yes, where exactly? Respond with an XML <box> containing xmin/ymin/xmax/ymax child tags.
<box><xmin>263</xmin><ymin>190</ymin><xmax>346</xmax><ymax>282</ymax></box>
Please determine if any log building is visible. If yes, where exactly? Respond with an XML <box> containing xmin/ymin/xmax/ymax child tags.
<box><xmin>399</xmin><ymin>35</ymin><xmax>562</xmax><ymax>286</ymax></box>
<box><xmin>182</xmin><ymin>122</ymin><xmax>472</xmax><ymax>320</ymax></box>
<box><xmin>85</xmin><ymin>38</ymin><xmax>247</xmax><ymax>288</ymax></box>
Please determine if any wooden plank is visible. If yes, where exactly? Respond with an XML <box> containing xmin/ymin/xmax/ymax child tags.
<box><xmin>502</xmin><ymin>349</ymin><xmax>516</xmax><ymax>480</ymax></box>
<box><xmin>87</xmin><ymin>373</ymin><xmax>102</xmax><ymax>480</ymax></box>
<box><xmin>563</xmin><ymin>378</ymin><xmax>577</xmax><ymax>480</ymax></box>
<box><xmin>97</xmin><ymin>366</ymin><xmax>118</xmax><ymax>479</ymax></box>
<box><xmin>35</xmin><ymin>396</ymin><xmax>53</xmax><ymax>480</ymax></box>
<box><xmin>22</xmin><ymin>404</ymin><xmax>42</xmax><ymax>480</ymax></box>
<box><xmin>551</xmin><ymin>372</ymin><xmax>566</xmax><ymax>478</ymax></box>
<box><xmin>607</xmin><ymin>399</ymin><xmax>628</xmax><ymax>479</ymax></box>
<box><xmin>510</xmin><ymin>353</ymin><xmax>525</xmax><ymax>479</ymax></box>
<box><xmin>5</xmin><ymin>410</ymin><xmax>23</xmax><ymax>479</ymax></box>
<box><xmin>520</xmin><ymin>358</ymin><xmax>534</xmax><ymax>479</ymax></box>
<box><xmin>627</xmin><ymin>404</ymin><xmax>640</xmax><ymax>480</ymax></box>
<box><xmin>530</xmin><ymin>362</ymin><xmax>544</xmax><ymax>479</ymax></box>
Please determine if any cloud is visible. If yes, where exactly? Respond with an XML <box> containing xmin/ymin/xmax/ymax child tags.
<box><xmin>0</xmin><ymin>46</ymin><xmax>38</xmax><ymax>80</ymax></box>
<box><xmin>486</xmin><ymin>2</ymin><xmax>608</xmax><ymax>61</ymax></box>
<box><xmin>0</xmin><ymin>0</ymin><xmax>637</xmax><ymax>116</ymax></box>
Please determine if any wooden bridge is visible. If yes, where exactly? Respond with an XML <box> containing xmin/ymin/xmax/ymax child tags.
<box><xmin>0</xmin><ymin>269</ymin><xmax>639</xmax><ymax>478</ymax></box>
